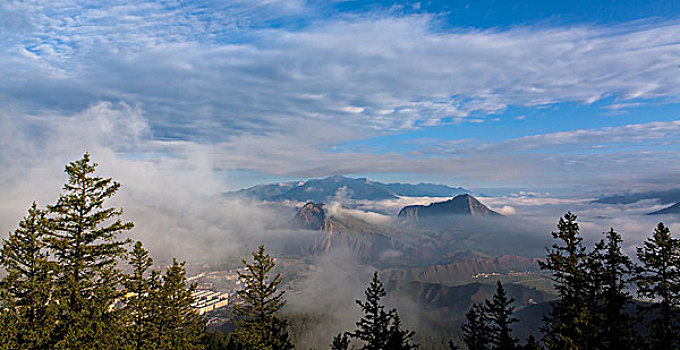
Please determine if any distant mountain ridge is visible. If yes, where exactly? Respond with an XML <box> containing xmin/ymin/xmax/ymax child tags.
<box><xmin>648</xmin><ymin>202</ymin><xmax>680</xmax><ymax>215</ymax></box>
<box><xmin>228</xmin><ymin>175</ymin><xmax>468</xmax><ymax>202</ymax></box>
<box><xmin>593</xmin><ymin>188</ymin><xmax>680</xmax><ymax>205</ymax></box>
<box><xmin>398</xmin><ymin>194</ymin><xmax>501</xmax><ymax>220</ymax></box>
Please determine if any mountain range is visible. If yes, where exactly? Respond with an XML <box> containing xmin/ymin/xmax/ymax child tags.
<box><xmin>593</xmin><ymin>188</ymin><xmax>680</xmax><ymax>205</ymax></box>
<box><xmin>228</xmin><ymin>175</ymin><xmax>468</xmax><ymax>202</ymax></box>
<box><xmin>286</xmin><ymin>195</ymin><xmax>546</xmax><ymax>265</ymax></box>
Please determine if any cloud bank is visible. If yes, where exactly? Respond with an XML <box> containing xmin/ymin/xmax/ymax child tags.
<box><xmin>1</xmin><ymin>1</ymin><xmax>680</xmax><ymax>252</ymax></box>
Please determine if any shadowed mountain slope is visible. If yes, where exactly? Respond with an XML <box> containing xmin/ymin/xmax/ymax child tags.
<box><xmin>648</xmin><ymin>201</ymin><xmax>680</xmax><ymax>215</ymax></box>
<box><xmin>398</xmin><ymin>194</ymin><xmax>500</xmax><ymax>220</ymax></box>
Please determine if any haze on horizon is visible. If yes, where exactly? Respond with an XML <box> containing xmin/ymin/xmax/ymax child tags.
<box><xmin>1</xmin><ymin>0</ymin><xmax>680</xmax><ymax>260</ymax></box>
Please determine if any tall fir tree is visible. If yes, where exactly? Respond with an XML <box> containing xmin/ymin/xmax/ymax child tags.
<box><xmin>635</xmin><ymin>222</ymin><xmax>680</xmax><ymax>349</ymax></box>
<box><xmin>124</xmin><ymin>241</ymin><xmax>156</xmax><ymax>349</ymax></box>
<box><xmin>589</xmin><ymin>228</ymin><xmax>636</xmax><ymax>348</ymax></box>
<box><xmin>484</xmin><ymin>281</ymin><xmax>518</xmax><ymax>350</ymax></box>
<box><xmin>155</xmin><ymin>259</ymin><xmax>206</xmax><ymax>349</ymax></box>
<box><xmin>0</xmin><ymin>203</ymin><xmax>57</xmax><ymax>349</ymax></box>
<box><xmin>330</xmin><ymin>332</ymin><xmax>350</xmax><ymax>350</ymax></box>
<box><xmin>350</xmin><ymin>271</ymin><xmax>393</xmax><ymax>350</ymax></box>
<box><xmin>461</xmin><ymin>303</ymin><xmax>491</xmax><ymax>350</ymax></box>
<box><xmin>232</xmin><ymin>245</ymin><xmax>293</xmax><ymax>350</ymax></box>
<box><xmin>447</xmin><ymin>339</ymin><xmax>461</xmax><ymax>350</ymax></box>
<box><xmin>44</xmin><ymin>153</ymin><xmax>133</xmax><ymax>348</ymax></box>
<box><xmin>538</xmin><ymin>212</ymin><xmax>592</xmax><ymax>349</ymax></box>
<box><xmin>143</xmin><ymin>269</ymin><xmax>165</xmax><ymax>348</ymax></box>
<box><xmin>520</xmin><ymin>336</ymin><xmax>541</xmax><ymax>350</ymax></box>
<box><xmin>385</xmin><ymin>313</ymin><xmax>417</xmax><ymax>350</ymax></box>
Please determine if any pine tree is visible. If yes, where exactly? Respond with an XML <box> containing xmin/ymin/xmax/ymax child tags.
<box><xmin>520</xmin><ymin>336</ymin><xmax>541</xmax><ymax>350</ymax></box>
<box><xmin>232</xmin><ymin>245</ymin><xmax>293</xmax><ymax>350</ymax></box>
<box><xmin>485</xmin><ymin>281</ymin><xmax>518</xmax><ymax>349</ymax></box>
<box><xmin>385</xmin><ymin>313</ymin><xmax>417</xmax><ymax>350</ymax></box>
<box><xmin>0</xmin><ymin>203</ymin><xmax>57</xmax><ymax>349</ymax></box>
<box><xmin>331</xmin><ymin>332</ymin><xmax>350</xmax><ymax>350</ymax></box>
<box><xmin>206</xmin><ymin>331</ymin><xmax>231</xmax><ymax>350</ymax></box>
<box><xmin>143</xmin><ymin>269</ymin><xmax>165</xmax><ymax>347</ymax></box>
<box><xmin>124</xmin><ymin>241</ymin><xmax>156</xmax><ymax>349</ymax></box>
<box><xmin>538</xmin><ymin>212</ymin><xmax>591</xmax><ymax>349</ymax></box>
<box><xmin>461</xmin><ymin>303</ymin><xmax>490</xmax><ymax>350</ymax></box>
<box><xmin>156</xmin><ymin>259</ymin><xmax>206</xmax><ymax>349</ymax></box>
<box><xmin>350</xmin><ymin>271</ymin><xmax>393</xmax><ymax>350</ymax></box>
<box><xmin>635</xmin><ymin>222</ymin><xmax>680</xmax><ymax>348</ymax></box>
<box><xmin>581</xmin><ymin>239</ymin><xmax>606</xmax><ymax>348</ymax></box>
<box><xmin>589</xmin><ymin>228</ymin><xmax>636</xmax><ymax>348</ymax></box>
<box><xmin>448</xmin><ymin>339</ymin><xmax>461</xmax><ymax>350</ymax></box>
<box><xmin>44</xmin><ymin>153</ymin><xmax>133</xmax><ymax>348</ymax></box>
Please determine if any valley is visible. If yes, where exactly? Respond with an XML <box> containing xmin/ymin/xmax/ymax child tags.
<box><xmin>194</xmin><ymin>176</ymin><xmax>561</xmax><ymax>347</ymax></box>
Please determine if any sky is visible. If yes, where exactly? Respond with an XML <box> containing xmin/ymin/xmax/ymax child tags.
<box><xmin>1</xmin><ymin>0</ymin><xmax>680</xmax><ymax>196</ymax></box>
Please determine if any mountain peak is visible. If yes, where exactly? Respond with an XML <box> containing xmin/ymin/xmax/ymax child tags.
<box><xmin>398</xmin><ymin>194</ymin><xmax>501</xmax><ymax>219</ymax></box>
<box><xmin>290</xmin><ymin>202</ymin><xmax>326</xmax><ymax>230</ymax></box>
<box><xmin>328</xmin><ymin>175</ymin><xmax>349</xmax><ymax>181</ymax></box>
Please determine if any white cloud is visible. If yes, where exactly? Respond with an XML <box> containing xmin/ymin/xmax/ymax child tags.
<box><xmin>1</xmin><ymin>2</ymin><xmax>680</xmax><ymax>195</ymax></box>
<box><xmin>497</xmin><ymin>121</ymin><xmax>680</xmax><ymax>152</ymax></box>
<box><xmin>326</xmin><ymin>202</ymin><xmax>393</xmax><ymax>226</ymax></box>
<box><xmin>0</xmin><ymin>103</ymin><xmax>285</xmax><ymax>263</ymax></box>
<box><xmin>498</xmin><ymin>205</ymin><xmax>516</xmax><ymax>215</ymax></box>
<box><xmin>3</xmin><ymin>4</ymin><xmax>680</xmax><ymax>137</ymax></box>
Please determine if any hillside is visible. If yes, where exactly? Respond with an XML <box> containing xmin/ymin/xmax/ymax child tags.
<box><xmin>384</xmin><ymin>255</ymin><xmax>544</xmax><ymax>287</ymax></box>
<box><xmin>390</xmin><ymin>281</ymin><xmax>556</xmax><ymax>321</ymax></box>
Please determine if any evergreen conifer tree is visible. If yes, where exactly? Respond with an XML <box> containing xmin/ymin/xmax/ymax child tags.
<box><xmin>520</xmin><ymin>336</ymin><xmax>541</xmax><ymax>350</ymax></box>
<box><xmin>206</xmin><ymin>331</ymin><xmax>231</xmax><ymax>350</ymax></box>
<box><xmin>156</xmin><ymin>259</ymin><xmax>206</xmax><ymax>349</ymax></box>
<box><xmin>589</xmin><ymin>228</ymin><xmax>636</xmax><ymax>348</ymax></box>
<box><xmin>385</xmin><ymin>313</ymin><xmax>417</xmax><ymax>350</ymax></box>
<box><xmin>44</xmin><ymin>153</ymin><xmax>133</xmax><ymax>348</ymax></box>
<box><xmin>232</xmin><ymin>245</ymin><xmax>293</xmax><ymax>350</ymax></box>
<box><xmin>143</xmin><ymin>269</ymin><xmax>165</xmax><ymax>347</ymax></box>
<box><xmin>635</xmin><ymin>222</ymin><xmax>680</xmax><ymax>348</ymax></box>
<box><xmin>461</xmin><ymin>303</ymin><xmax>490</xmax><ymax>350</ymax></box>
<box><xmin>0</xmin><ymin>203</ymin><xmax>57</xmax><ymax>349</ymax></box>
<box><xmin>538</xmin><ymin>212</ymin><xmax>591</xmax><ymax>349</ymax></box>
<box><xmin>350</xmin><ymin>271</ymin><xmax>393</xmax><ymax>350</ymax></box>
<box><xmin>447</xmin><ymin>339</ymin><xmax>461</xmax><ymax>350</ymax></box>
<box><xmin>124</xmin><ymin>241</ymin><xmax>156</xmax><ymax>349</ymax></box>
<box><xmin>484</xmin><ymin>281</ymin><xmax>518</xmax><ymax>349</ymax></box>
<box><xmin>331</xmin><ymin>332</ymin><xmax>350</xmax><ymax>350</ymax></box>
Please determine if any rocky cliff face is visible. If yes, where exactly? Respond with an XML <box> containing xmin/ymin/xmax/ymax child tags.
<box><xmin>398</xmin><ymin>194</ymin><xmax>500</xmax><ymax>220</ymax></box>
<box><xmin>289</xmin><ymin>202</ymin><xmax>425</xmax><ymax>261</ymax></box>
<box><xmin>290</xmin><ymin>202</ymin><xmax>327</xmax><ymax>230</ymax></box>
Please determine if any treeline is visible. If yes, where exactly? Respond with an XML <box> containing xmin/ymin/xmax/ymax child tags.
<box><xmin>457</xmin><ymin>213</ymin><xmax>680</xmax><ymax>349</ymax></box>
<box><xmin>2</xmin><ymin>154</ymin><xmax>680</xmax><ymax>349</ymax></box>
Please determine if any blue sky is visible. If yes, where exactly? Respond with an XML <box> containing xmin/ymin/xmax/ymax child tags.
<box><xmin>1</xmin><ymin>0</ymin><xmax>680</xmax><ymax>195</ymax></box>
